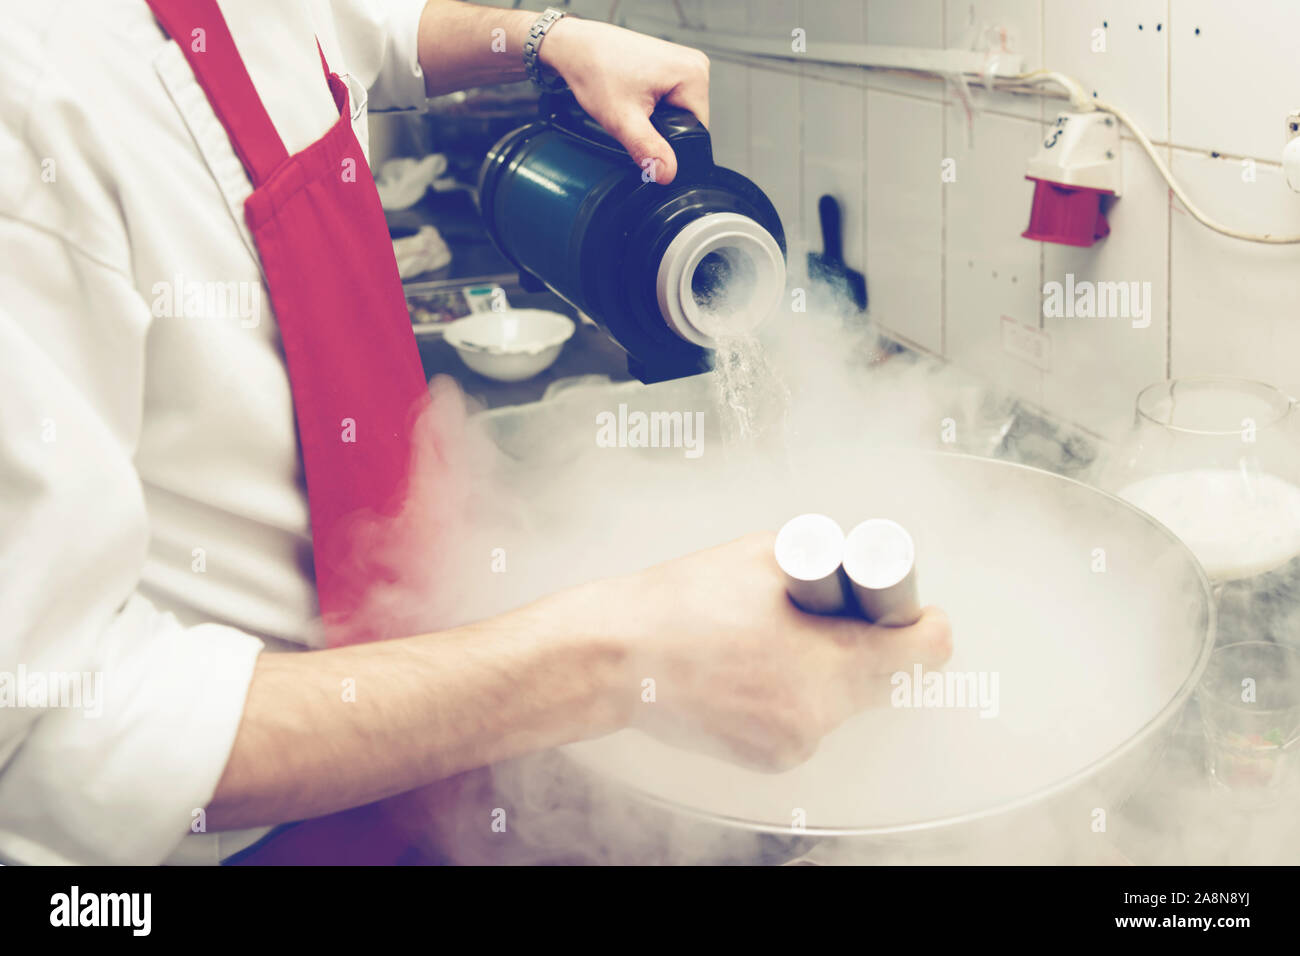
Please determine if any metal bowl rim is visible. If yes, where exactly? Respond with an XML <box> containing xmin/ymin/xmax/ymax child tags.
<box><xmin>566</xmin><ymin>451</ymin><xmax>1218</xmax><ymax>838</ymax></box>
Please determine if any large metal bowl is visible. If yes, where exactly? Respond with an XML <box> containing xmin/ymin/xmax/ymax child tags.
<box><xmin>471</xmin><ymin>379</ymin><xmax>1216</xmax><ymax>863</ymax></box>
<box><xmin>567</xmin><ymin>455</ymin><xmax>1214</xmax><ymax>861</ymax></box>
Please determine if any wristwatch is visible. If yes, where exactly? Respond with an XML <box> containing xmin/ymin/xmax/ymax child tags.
<box><xmin>523</xmin><ymin>7</ymin><xmax>569</xmax><ymax>92</ymax></box>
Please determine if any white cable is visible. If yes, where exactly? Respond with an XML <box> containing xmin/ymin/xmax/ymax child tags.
<box><xmin>1007</xmin><ymin>70</ymin><xmax>1300</xmax><ymax>244</ymax></box>
<box><xmin>629</xmin><ymin>17</ymin><xmax>1300</xmax><ymax>244</ymax></box>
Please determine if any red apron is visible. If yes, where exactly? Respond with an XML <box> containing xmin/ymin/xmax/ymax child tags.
<box><xmin>145</xmin><ymin>0</ymin><xmax>440</xmax><ymax>864</ymax></box>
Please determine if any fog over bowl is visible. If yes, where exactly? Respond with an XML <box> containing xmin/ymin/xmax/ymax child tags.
<box><xmin>418</xmin><ymin>357</ymin><xmax>1216</xmax><ymax>862</ymax></box>
<box><xmin>552</xmin><ymin>449</ymin><xmax>1212</xmax><ymax>837</ymax></box>
<box><xmin>374</xmin><ymin>303</ymin><xmax>1219</xmax><ymax>863</ymax></box>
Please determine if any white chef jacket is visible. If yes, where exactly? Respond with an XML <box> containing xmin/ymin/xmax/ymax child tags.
<box><xmin>0</xmin><ymin>0</ymin><xmax>430</xmax><ymax>865</ymax></box>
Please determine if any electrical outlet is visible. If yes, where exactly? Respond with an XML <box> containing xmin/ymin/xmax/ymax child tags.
<box><xmin>1000</xmin><ymin>315</ymin><xmax>1052</xmax><ymax>371</ymax></box>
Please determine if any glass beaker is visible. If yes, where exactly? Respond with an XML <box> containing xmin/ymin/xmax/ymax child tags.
<box><xmin>1196</xmin><ymin>640</ymin><xmax>1300</xmax><ymax>801</ymax></box>
<box><xmin>1106</xmin><ymin>377</ymin><xmax>1300</xmax><ymax>584</ymax></box>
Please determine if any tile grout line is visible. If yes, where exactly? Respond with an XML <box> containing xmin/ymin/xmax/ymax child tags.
<box><xmin>1036</xmin><ymin>0</ymin><xmax>1045</xmax><ymax>337</ymax></box>
<box><xmin>862</xmin><ymin>5</ymin><xmax>870</xmax><ymax>300</ymax></box>
<box><xmin>1037</xmin><ymin>0</ymin><xmax>1045</xmax><ymax>420</ymax></box>
<box><xmin>941</xmin><ymin>0</ymin><xmax>951</xmax><ymax>359</ymax></box>
<box><xmin>797</xmin><ymin>0</ymin><xmax>805</xmax><ymax>287</ymax></box>
<box><xmin>1165</xmin><ymin>0</ymin><xmax>1173</xmax><ymax>379</ymax></box>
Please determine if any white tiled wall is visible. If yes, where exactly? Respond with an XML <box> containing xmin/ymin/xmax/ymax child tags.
<box><xmin>1168</xmin><ymin>151</ymin><xmax>1300</xmax><ymax>391</ymax></box>
<box><xmin>801</xmin><ymin>77</ymin><xmax>865</xmax><ymax>284</ymax></box>
<box><xmin>943</xmin><ymin>105</ymin><xmax>1046</xmax><ymax>403</ymax></box>
<box><xmin>1042</xmin><ymin>0</ymin><xmax>1168</xmax><ymax>140</ymax></box>
<box><xmin>944</xmin><ymin>0</ymin><xmax>1044</xmax><ymax>121</ymax></box>
<box><xmin>1169</xmin><ymin>0</ymin><xmax>1300</xmax><ymax>160</ymax></box>
<box><xmin>596</xmin><ymin>0</ymin><xmax>1300</xmax><ymax>440</ymax></box>
<box><xmin>484</xmin><ymin>2</ymin><xmax>1300</xmax><ymax>440</ymax></box>
<box><xmin>867</xmin><ymin>0</ymin><xmax>944</xmax><ymax>48</ymax></box>
<box><xmin>865</xmin><ymin>89</ymin><xmax>943</xmax><ymax>354</ymax></box>
<box><xmin>748</xmin><ymin>65</ymin><xmax>802</xmax><ymax>261</ymax></box>
<box><xmin>1041</xmin><ymin>136</ymin><xmax>1169</xmax><ymax>437</ymax></box>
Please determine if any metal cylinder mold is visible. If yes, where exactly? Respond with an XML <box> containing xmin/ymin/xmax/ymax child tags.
<box><xmin>842</xmin><ymin>518</ymin><xmax>922</xmax><ymax>626</ymax></box>
<box><xmin>774</xmin><ymin>513</ymin><xmax>848</xmax><ymax>615</ymax></box>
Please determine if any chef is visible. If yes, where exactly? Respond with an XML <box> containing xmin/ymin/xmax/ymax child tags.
<box><xmin>0</xmin><ymin>0</ymin><xmax>951</xmax><ymax>865</ymax></box>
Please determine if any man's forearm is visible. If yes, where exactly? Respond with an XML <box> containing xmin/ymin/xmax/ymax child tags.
<box><xmin>416</xmin><ymin>1</ymin><xmax>548</xmax><ymax>97</ymax></box>
<box><xmin>206</xmin><ymin>590</ymin><xmax>628</xmax><ymax>830</ymax></box>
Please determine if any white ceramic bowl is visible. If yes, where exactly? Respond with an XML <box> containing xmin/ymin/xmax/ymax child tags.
<box><xmin>442</xmin><ymin>309</ymin><xmax>576</xmax><ymax>382</ymax></box>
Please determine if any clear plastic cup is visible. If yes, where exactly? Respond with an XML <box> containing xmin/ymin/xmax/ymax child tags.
<box><xmin>1196</xmin><ymin>640</ymin><xmax>1300</xmax><ymax>801</ymax></box>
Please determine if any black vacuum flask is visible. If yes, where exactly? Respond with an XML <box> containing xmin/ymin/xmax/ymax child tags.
<box><xmin>478</xmin><ymin>91</ymin><xmax>787</xmax><ymax>383</ymax></box>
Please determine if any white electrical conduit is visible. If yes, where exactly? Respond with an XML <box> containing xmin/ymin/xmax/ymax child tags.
<box><xmin>635</xmin><ymin>19</ymin><xmax>1300</xmax><ymax>245</ymax></box>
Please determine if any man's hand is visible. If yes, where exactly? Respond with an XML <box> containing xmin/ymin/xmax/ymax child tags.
<box><xmin>418</xmin><ymin>4</ymin><xmax>709</xmax><ymax>184</ymax></box>
<box><xmin>211</xmin><ymin>529</ymin><xmax>950</xmax><ymax>829</ymax></box>
<box><xmin>539</xmin><ymin>17</ymin><xmax>710</xmax><ymax>185</ymax></box>
<box><xmin>557</xmin><ymin>532</ymin><xmax>954</xmax><ymax>772</ymax></box>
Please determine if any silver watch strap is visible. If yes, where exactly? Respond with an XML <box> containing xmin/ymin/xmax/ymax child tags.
<box><xmin>523</xmin><ymin>7</ymin><xmax>568</xmax><ymax>91</ymax></box>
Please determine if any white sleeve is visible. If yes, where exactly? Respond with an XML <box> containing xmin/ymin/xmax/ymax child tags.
<box><xmin>328</xmin><ymin>0</ymin><xmax>431</xmax><ymax>111</ymax></box>
<box><xmin>0</xmin><ymin>215</ymin><xmax>265</xmax><ymax>866</ymax></box>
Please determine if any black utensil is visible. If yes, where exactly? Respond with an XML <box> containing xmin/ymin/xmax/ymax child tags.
<box><xmin>807</xmin><ymin>194</ymin><xmax>867</xmax><ymax>312</ymax></box>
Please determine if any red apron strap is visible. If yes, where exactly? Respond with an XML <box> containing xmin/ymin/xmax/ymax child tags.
<box><xmin>315</xmin><ymin>39</ymin><xmax>349</xmax><ymax>114</ymax></box>
<box><xmin>145</xmin><ymin>0</ymin><xmax>290</xmax><ymax>186</ymax></box>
